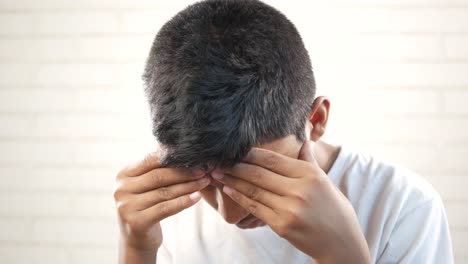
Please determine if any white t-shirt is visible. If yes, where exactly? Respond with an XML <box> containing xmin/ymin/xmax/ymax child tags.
<box><xmin>156</xmin><ymin>146</ymin><xmax>454</xmax><ymax>263</ymax></box>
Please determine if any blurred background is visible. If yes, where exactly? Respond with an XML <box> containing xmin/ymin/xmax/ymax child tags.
<box><xmin>0</xmin><ymin>0</ymin><xmax>467</xmax><ymax>263</ymax></box>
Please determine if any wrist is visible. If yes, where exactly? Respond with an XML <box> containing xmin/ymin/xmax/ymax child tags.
<box><xmin>120</xmin><ymin>233</ymin><xmax>161</xmax><ymax>252</ymax></box>
<box><xmin>119</xmin><ymin>238</ymin><xmax>158</xmax><ymax>264</ymax></box>
<box><xmin>314</xmin><ymin>245</ymin><xmax>371</xmax><ymax>264</ymax></box>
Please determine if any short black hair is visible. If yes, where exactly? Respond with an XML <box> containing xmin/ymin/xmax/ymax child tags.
<box><xmin>143</xmin><ymin>0</ymin><xmax>316</xmax><ymax>170</ymax></box>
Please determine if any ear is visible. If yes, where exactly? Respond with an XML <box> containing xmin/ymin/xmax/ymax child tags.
<box><xmin>307</xmin><ymin>96</ymin><xmax>330</xmax><ymax>142</ymax></box>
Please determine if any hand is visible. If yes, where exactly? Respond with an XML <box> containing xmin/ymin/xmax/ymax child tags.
<box><xmin>211</xmin><ymin>141</ymin><xmax>371</xmax><ymax>263</ymax></box>
<box><xmin>113</xmin><ymin>152</ymin><xmax>211</xmax><ymax>252</ymax></box>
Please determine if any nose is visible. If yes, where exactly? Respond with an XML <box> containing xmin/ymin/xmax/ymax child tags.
<box><xmin>211</xmin><ymin>180</ymin><xmax>250</xmax><ymax>224</ymax></box>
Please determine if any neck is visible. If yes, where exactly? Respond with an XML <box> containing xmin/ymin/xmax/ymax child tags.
<box><xmin>313</xmin><ymin>140</ymin><xmax>341</xmax><ymax>174</ymax></box>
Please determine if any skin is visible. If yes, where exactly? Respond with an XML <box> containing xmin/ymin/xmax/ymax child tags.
<box><xmin>114</xmin><ymin>96</ymin><xmax>371</xmax><ymax>264</ymax></box>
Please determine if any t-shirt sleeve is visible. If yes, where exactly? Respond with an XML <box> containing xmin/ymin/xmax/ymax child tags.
<box><xmin>376</xmin><ymin>195</ymin><xmax>454</xmax><ymax>264</ymax></box>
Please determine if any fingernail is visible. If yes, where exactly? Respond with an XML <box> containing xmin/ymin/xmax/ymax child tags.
<box><xmin>211</xmin><ymin>171</ymin><xmax>224</xmax><ymax>180</ymax></box>
<box><xmin>189</xmin><ymin>191</ymin><xmax>201</xmax><ymax>201</ymax></box>
<box><xmin>223</xmin><ymin>186</ymin><xmax>234</xmax><ymax>195</ymax></box>
<box><xmin>192</xmin><ymin>168</ymin><xmax>205</xmax><ymax>176</ymax></box>
<box><xmin>197</xmin><ymin>177</ymin><xmax>210</xmax><ymax>184</ymax></box>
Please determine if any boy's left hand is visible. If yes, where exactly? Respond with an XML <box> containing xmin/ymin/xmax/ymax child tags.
<box><xmin>211</xmin><ymin>140</ymin><xmax>371</xmax><ymax>264</ymax></box>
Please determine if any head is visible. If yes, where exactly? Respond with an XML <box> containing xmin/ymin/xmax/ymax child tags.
<box><xmin>143</xmin><ymin>0</ymin><xmax>330</xmax><ymax>228</ymax></box>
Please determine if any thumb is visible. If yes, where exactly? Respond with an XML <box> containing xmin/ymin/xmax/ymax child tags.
<box><xmin>298</xmin><ymin>140</ymin><xmax>318</xmax><ymax>165</ymax></box>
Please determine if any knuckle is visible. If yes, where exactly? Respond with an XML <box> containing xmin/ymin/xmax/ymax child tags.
<box><xmin>230</xmin><ymin>190</ymin><xmax>241</xmax><ymax>202</ymax></box>
<box><xmin>157</xmin><ymin>187</ymin><xmax>170</xmax><ymax>200</ymax></box>
<box><xmin>250</xmin><ymin>169</ymin><xmax>262</xmax><ymax>184</ymax></box>
<box><xmin>304</xmin><ymin>173</ymin><xmax>322</xmax><ymax>190</ymax></box>
<box><xmin>115</xmin><ymin>170</ymin><xmax>125</xmax><ymax>181</ymax></box>
<box><xmin>113</xmin><ymin>188</ymin><xmax>123</xmax><ymax>201</ymax></box>
<box><xmin>285</xmin><ymin>206</ymin><xmax>305</xmax><ymax>227</ymax></box>
<box><xmin>113</xmin><ymin>184</ymin><xmax>126</xmax><ymax>201</ymax></box>
<box><xmin>247</xmin><ymin>203</ymin><xmax>258</xmax><ymax>214</ymax></box>
<box><xmin>116</xmin><ymin>163</ymin><xmax>132</xmax><ymax>178</ymax></box>
<box><xmin>264</xmin><ymin>154</ymin><xmax>279</xmax><ymax>170</ymax></box>
<box><xmin>312</xmin><ymin>177</ymin><xmax>332</xmax><ymax>195</ymax></box>
<box><xmin>152</xmin><ymin>171</ymin><xmax>164</xmax><ymax>186</ymax></box>
<box><xmin>158</xmin><ymin>203</ymin><xmax>170</xmax><ymax>218</ymax></box>
<box><xmin>310</xmin><ymin>173</ymin><xmax>324</xmax><ymax>185</ymax></box>
<box><xmin>117</xmin><ymin>162</ymin><xmax>138</xmax><ymax>179</ymax></box>
<box><xmin>306</xmin><ymin>167</ymin><xmax>327</xmax><ymax>185</ymax></box>
<box><xmin>178</xmin><ymin>196</ymin><xmax>191</xmax><ymax>209</ymax></box>
<box><xmin>116</xmin><ymin>201</ymin><xmax>131</xmax><ymax>217</ymax></box>
<box><xmin>246</xmin><ymin>186</ymin><xmax>260</xmax><ymax>200</ymax></box>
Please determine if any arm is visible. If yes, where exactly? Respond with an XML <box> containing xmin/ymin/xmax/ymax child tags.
<box><xmin>119</xmin><ymin>239</ymin><xmax>157</xmax><ymax>264</ymax></box>
<box><xmin>212</xmin><ymin>141</ymin><xmax>371</xmax><ymax>263</ymax></box>
<box><xmin>114</xmin><ymin>152</ymin><xmax>210</xmax><ymax>264</ymax></box>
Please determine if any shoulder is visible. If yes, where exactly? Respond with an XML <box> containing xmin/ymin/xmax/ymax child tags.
<box><xmin>332</xmin><ymin>147</ymin><xmax>452</xmax><ymax>262</ymax></box>
<box><xmin>331</xmin><ymin>147</ymin><xmax>440</xmax><ymax>212</ymax></box>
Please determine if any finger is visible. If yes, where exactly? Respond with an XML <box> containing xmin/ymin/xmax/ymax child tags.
<box><xmin>213</xmin><ymin>164</ymin><xmax>292</xmax><ymax>196</ymax></box>
<box><xmin>120</xmin><ymin>152</ymin><xmax>161</xmax><ymax>177</ymax></box>
<box><xmin>213</xmin><ymin>174</ymin><xmax>281</xmax><ymax>209</ymax></box>
<box><xmin>139</xmin><ymin>191</ymin><xmax>203</xmax><ymax>223</ymax></box>
<box><xmin>297</xmin><ymin>140</ymin><xmax>319</xmax><ymax>166</ymax></box>
<box><xmin>134</xmin><ymin>177</ymin><xmax>211</xmax><ymax>210</ymax></box>
<box><xmin>126</xmin><ymin>167</ymin><xmax>206</xmax><ymax>194</ymax></box>
<box><xmin>242</xmin><ymin>148</ymin><xmax>311</xmax><ymax>178</ymax></box>
<box><xmin>222</xmin><ymin>185</ymin><xmax>277</xmax><ymax>226</ymax></box>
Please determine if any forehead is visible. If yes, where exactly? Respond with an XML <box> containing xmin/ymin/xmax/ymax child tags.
<box><xmin>156</xmin><ymin>134</ymin><xmax>302</xmax><ymax>171</ymax></box>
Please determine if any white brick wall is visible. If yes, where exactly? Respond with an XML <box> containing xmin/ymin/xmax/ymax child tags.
<box><xmin>0</xmin><ymin>0</ymin><xmax>466</xmax><ymax>263</ymax></box>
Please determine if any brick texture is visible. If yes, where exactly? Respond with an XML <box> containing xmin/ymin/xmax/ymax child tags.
<box><xmin>0</xmin><ymin>0</ymin><xmax>466</xmax><ymax>262</ymax></box>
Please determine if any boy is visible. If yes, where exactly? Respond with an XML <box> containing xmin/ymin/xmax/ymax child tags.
<box><xmin>113</xmin><ymin>0</ymin><xmax>453</xmax><ymax>263</ymax></box>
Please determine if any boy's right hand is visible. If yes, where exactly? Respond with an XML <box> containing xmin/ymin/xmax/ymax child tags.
<box><xmin>113</xmin><ymin>152</ymin><xmax>211</xmax><ymax>253</ymax></box>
